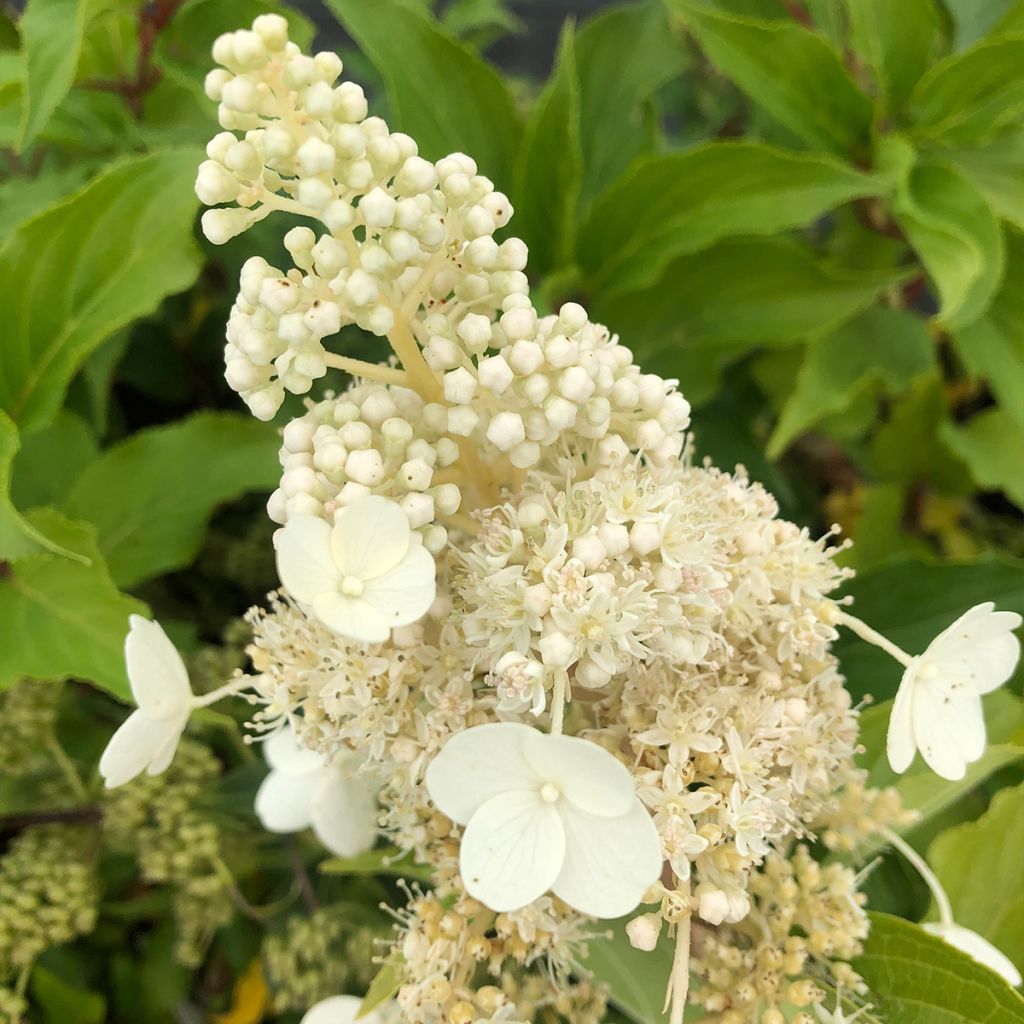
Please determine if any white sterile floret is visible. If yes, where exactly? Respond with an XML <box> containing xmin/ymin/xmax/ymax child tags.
<box><xmin>887</xmin><ymin>602</ymin><xmax>1022</xmax><ymax>780</ymax></box>
<box><xmin>425</xmin><ymin>723</ymin><xmax>663</xmax><ymax>918</ymax></box>
<box><xmin>255</xmin><ymin>724</ymin><xmax>378</xmax><ymax>857</ymax></box>
<box><xmin>920</xmin><ymin>922</ymin><xmax>1023</xmax><ymax>987</ymax></box>
<box><xmin>273</xmin><ymin>495</ymin><xmax>436</xmax><ymax>643</ymax></box>
<box><xmin>301</xmin><ymin>995</ymin><xmax>386</xmax><ymax>1024</ymax></box>
<box><xmin>99</xmin><ymin>616</ymin><xmax>194</xmax><ymax>788</ymax></box>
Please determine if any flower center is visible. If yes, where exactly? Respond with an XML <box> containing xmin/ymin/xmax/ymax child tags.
<box><xmin>341</xmin><ymin>575</ymin><xmax>364</xmax><ymax>597</ymax></box>
<box><xmin>540</xmin><ymin>782</ymin><xmax>560</xmax><ymax>803</ymax></box>
<box><xmin>918</xmin><ymin>661</ymin><xmax>939</xmax><ymax>681</ymax></box>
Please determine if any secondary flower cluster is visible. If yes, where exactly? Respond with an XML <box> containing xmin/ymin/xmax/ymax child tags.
<box><xmin>96</xmin><ymin>14</ymin><xmax>1024</xmax><ymax>1024</ymax></box>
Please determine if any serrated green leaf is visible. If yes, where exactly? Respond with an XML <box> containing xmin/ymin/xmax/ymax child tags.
<box><xmin>929</xmin><ymin>784</ymin><xmax>1024</xmax><ymax>977</ymax></box>
<box><xmin>579</xmin><ymin>141</ymin><xmax>883</xmax><ymax>295</ymax></box>
<box><xmin>0</xmin><ymin>509</ymin><xmax>145</xmax><ymax>697</ymax></box>
<box><xmin>909</xmin><ymin>36</ymin><xmax>1024</xmax><ymax>147</ymax></box>
<box><xmin>847</xmin><ymin>0</ymin><xmax>941</xmax><ymax>111</ymax></box>
<box><xmin>512</xmin><ymin>21</ymin><xmax>581</xmax><ymax>280</ymax></box>
<box><xmin>893</xmin><ymin>159</ymin><xmax>1005</xmax><ymax>329</ymax></box>
<box><xmin>768</xmin><ymin>308</ymin><xmax>935</xmax><ymax>456</ymax></box>
<box><xmin>593</xmin><ymin>236</ymin><xmax>904</xmax><ymax>358</ymax></box>
<box><xmin>0</xmin><ymin>411</ymin><xmax>88</xmax><ymax>562</ymax></box>
<box><xmin>319</xmin><ymin>846</ymin><xmax>434</xmax><ymax>882</ymax></box>
<box><xmin>668</xmin><ymin>0</ymin><xmax>873</xmax><ymax>156</ymax></box>
<box><xmin>585</xmin><ymin>917</ymin><xmax>674</xmax><ymax>1023</ymax></box>
<box><xmin>854</xmin><ymin>913</ymin><xmax>1024</xmax><ymax>1020</ymax></box>
<box><xmin>325</xmin><ymin>0</ymin><xmax>521</xmax><ymax>177</ymax></box>
<box><xmin>942</xmin><ymin>408</ymin><xmax>1024</xmax><ymax>508</ymax></box>
<box><xmin>63</xmin><ymin>412</ymin><xmax>282</xmax><ymax>588</ymax></box>
<box><xmin>835</xmin><ymin>556</ymin><xmax>1024</xmax><ymax>703</ymax></box>
<box><xmin>16</xmin><ymin>0</ymin><xmax>89</xmax><ymax>151</ymax></box>
<box><xmin>0</xmin><ymin>149</ymin><xmax>203</xmax><ymax>433</ymax></box>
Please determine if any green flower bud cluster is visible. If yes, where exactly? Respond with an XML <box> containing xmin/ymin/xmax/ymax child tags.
<box><xmin>263</xmin><ymin>904</ymin><xmax>382</xmax><ymax>1012</ymax></box>
<box><xmin>0</xmin><ymin>984</ymin><xmax>28</xmax><ymax>1024</ymax></box>
<box><xmin>103</xmin><ymin>740</ymin><xmax>231</xmax><ymax>967</ymax></box>
<box><xmin>0</xmin><ymin>680</ymin><xmax>60</xmax><ymax>777</ymax></box>
<box><xmin>0</xmin><ymin>825</ymin><xmax>99</xmax><ymax>976</ymax></box>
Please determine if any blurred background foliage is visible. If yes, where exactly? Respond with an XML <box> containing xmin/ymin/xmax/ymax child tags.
<box><xmin>1</xmin><ymin>0</ymin><xmax>1024</xmax><ymax>1021</ymax></box>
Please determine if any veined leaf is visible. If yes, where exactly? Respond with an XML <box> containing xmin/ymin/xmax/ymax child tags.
<box><xmin>0</xmin><ymin>510</ymin><xmax>145</xmax><ymax>698</ymax></box>
<box><xmin>325</xmin><ymin>0</ymin><xmax>521</xmax><ymax>178</ymax></box>
<box><xmin>0</xmin><ymin>162</ymin><xmax>95</xmax><ymax>238</ymax></box>
<box><xmin>64</xmin><ymin>412</ymin><xmax>282</xmax><ymax>588</ymax></box>
<box><xmin>0</xmin><ymin>149</ymin><xmax>203</xmax><ymax>433</ymax></box>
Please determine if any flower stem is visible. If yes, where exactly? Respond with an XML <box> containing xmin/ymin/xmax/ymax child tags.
<box><xmin>323</xmin><ymin>352</ymin><xmax>410</xmax><ymax>386</ymax></box>
<box><xmin>837</xmin><ymin>612</ymin><xmax>915</xmax><ymax>669</ymax></box>
<box><xmin>192</xmin><ymin>676</ymin><xmax>251</xmax><ymax>709</ymax></box>
<box><xmin>883</xmin><ymin>826</ymin><xmax>954</xmax><ymax>927</ymax></box>
<box><xmin>549</xmin><ymin>671</ymin><xmax>567</xmax><ymax>736</ymax></box>
<box><xmin>46</xmin><ymin>736</ymin><xmax>88</xmax><ymax>801</ymax></box>
<box><xmin>666</xmin><ymin>883</ymin><xmax>692</xmax><ymax>1024</ymax></box>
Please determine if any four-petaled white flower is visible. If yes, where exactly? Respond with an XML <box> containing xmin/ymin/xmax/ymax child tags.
<box><xmin>255</xmin><ymin>725</ymin><xmax>379</xmax><ymax>857</ymax></box>
<box><xmin>425</xmin><ymin>722</ymin><xmax>663</xmax><ymax>918</ymax></box>
<box><xmin>922</xmin><ymin>921</ymin><xmax>1022</xmax><ymax>988</ymax></box>
<box><xmin>274</xmin><ymin>495</ymin><xmax>436</xmax><ymax>644</ymax></box>
<box><xmin>99</xmin><ymin>616</ymin><xmax>194</xmax><ymax>789</ymax></box>
<box><xmin>301</xmin><ymin>995</ymin><xmax>386</xmax><ymax>1024</ymax></box>
<box><xmin>887</xmin><ymin>602</ymin><xmax>1022</xmax><ymax>781</ymax></box>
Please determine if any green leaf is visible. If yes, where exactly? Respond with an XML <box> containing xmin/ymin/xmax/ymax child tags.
<box><xmin>585</xmin><ymin>917</ymin><xmax>674</xmax><ymax>1024</ymax></box>
<box><xmin>909</xmin><ymin>36</ymin><xmax>1024</xmax><ymax>147</ymax></box>
<box><xmin>31</xmin><ymin>965</ymin><xmax>106</xmax><ymax>1024</ymax></box>
<box><xmin>668</xmin><ymin>0</ymin><xmax>873</xmax><ymax>156</ymax></box>
<box><xmin>325</xmin><ymin>0</ymin><xmax>521</xmax><ymax>177</ymax></box>
<box><xmin>64</xmin><ymin>412</ymin><xmax>282</xmax><ymax>588</ymax></box>
<box><xmin>0</xmin><ymin>149</ymin><xmax>203</xmax><ymax>433</ymax></box>
<box><xmin>0</xmin><ymin>411</ymin><xmax>87</xmax><ymax>562</ymax></box>
<box><xmin>10</xmin><ymin>410</ymin><xmax>97</xmax><ymax>509</ymax></box>
<box><xmin>942</xmin><ymin>408</ymin><xmax>1024</xmax><ymax>508</ymax></box>
<box><xmin>834</xmin><ymin>555</ymin><xmax>1024</xmax><ymax>703</ymax></box>
<box><xmin>768</xmin><ymin>308</ymin><xmax>935</xmax><ymax>456</ymax></box>
<box><xmin>319</xmin><ymin>846</ymin><xmax>434</xmax><ymax>882</ymax></box>
<box><xmin>846</xmin><ymin>0</ymin><xmax>941</xmax><ymax>111</ymax></box>
<box><xmin>357</xmin><ymin>960</ymin><xmax>403</xmax><ymax>1019</ymax></box>
<box><xmin>948</xmin><ymin>132</ymin><xmax>1024</xmax><ymax>231</ymax></box>
<box><xmin>929</xmin><ymin>783</ymin><xmax>1024</xmax><ymax>976</ymax></box>
<box><xmin>943</xmin><ymin>0</ymin><xmax>1023</xmax><ymax>49</ymax></box>
<box><xmin>953</xmin><ymin>230</ymin><xmax>1024</xmax><ymax>432</ymax></box>
<box><xmin>854</xmin><ymin>913</ymin><xmax>1024</xmax><ymax>1020</ymax></box>
<box><xmin>0</xmin><ymin>509</ymin><xmax>145</xmax><ymax>698</ymax></box>
<box><xmin>0</xmin><ymin>162</ymin><xmax>95</xmax><ymax>238</ymax></box>
<box><xmin>893</xmin><ymin>159</ymin><xmax>1005</xmax><ymax>329</ymax></box>
<box><xmin>16</xmin><ymin>0</ymin><xmax>89</xmax><ymax>151</ymax></box>
<box><xmin>579</xmin><ymin>141</ymin><xmax>883</xmax><ymax>295</ymax></box>
<box><xmin>593</xmin><ymin>236</ymin><xmax>903</xmax><ymax>357</ymax></box>
<box><xmin>512</xmin><ymin>22</ymin><xmax>581</xmax><ymax>280</ymax></box>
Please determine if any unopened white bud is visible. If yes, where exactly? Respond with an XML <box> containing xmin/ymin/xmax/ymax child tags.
<box><xmin>486</xmin><ymin>411</ymin><xmax>525</xmax><ymax>452</ymax></box>
<box><xmin>625</xmin><ymin>913</ymin><xmax>662</xmax><ymax>952</ymax></box>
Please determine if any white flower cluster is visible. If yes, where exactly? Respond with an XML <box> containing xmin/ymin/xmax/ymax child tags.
<box><xmin>97</xmin><ymin>16</ymin><xmax>1024</xmax><ymax>1024</ymax></box>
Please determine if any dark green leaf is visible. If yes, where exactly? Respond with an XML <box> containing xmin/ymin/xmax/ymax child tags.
<box><xmin>64</xmin><ymin>412</ymin><xmax>282</xmax><ymax>587</ymax></box>
<box><xmin>0</xmin><ymin>149</ymin><xmax>203</xmax><ymax>432</ymax></box>
<box><xmin>326</xmin><ymin>0</ymin><xmax>521</xmax><ymax>178</ymax></box>
<box><xmin>10</xmin><ymin>409</ymin><xmax>97</xmax><ymax>508</ymax></box>
<box><xmin>581</xmin><ymin>141</ymin><xmax>884</xmax><ymax>297</ymax></box>
<box><xmin>942</xmin><ymin>409</ymin><xmax>1024</xmax><ymax>508</ymax></box>
<box><xmin>0</xmin><ymin>510</ymin><xmax>145</xmax><ymax>698</ymax></box>
<box><xmin>668</xmin><ymin>0</ymin><xmax>873</xmax><ymax>156</ymax></box>
<box><xmin>854</xmin><ymin>913</ymin><xmax>1024</xmax><ymax>1021</ymax></box>
<box><xmin>768</xmin><ymin>308</ymin><xmax>935</xmax><ymax>456</ymax></box>
<box><xmin>30</xmin><ymin>965</ymin><xmax>106</xmax><ymax>1024</ymax></box>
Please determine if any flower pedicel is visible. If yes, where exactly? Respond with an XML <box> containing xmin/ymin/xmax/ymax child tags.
<box><xmin>100</xmin><ymin>15</ymin><xmax>1024</xmax><ymax>1023</ymax></box>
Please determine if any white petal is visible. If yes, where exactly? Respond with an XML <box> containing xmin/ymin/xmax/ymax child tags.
<box><xmin>460</xmin><ymin>789</ymin><xmax>565</xmax><ymax>912</ymax></box>
<box><xmin>147</xmin><ymin>711</ymin><xmax>189</xmax><ymax>776</ymax></box>
<box><xmin>912</xmin><ymin>680</ymin><xmax>984</xmax><ymax>780</ymax></box>
<box><xmin>926</xmin><ymin>603</ymin><xmax>1023</xmax><ymax>695</ymax></box>
<box><xmin>301</xmin><ymin>995</ymin><xmax>382</xmax><ymax>1024</ymax></box>
<box><xmin>310</xmin><ymin>771</ymin><xmax>379</xmax><ymax>857</ymax></box>
<box><xmin>124</xmin><ymin>615</ymin><xmax>191</xmax><ymax>715</ymax></box>
<box><xmin>923</xmin><ymin>922</ymin><xmax>1023</xmax><ymax>987</ymax></box>
<box><xmin>359</xmin><ymin>544</ymin><xmax>436</xmax><ymax>629</ymax></box>
<box><xmin>553</xmin><ymin>799</ymin><xmax>663</xmax><ymax>918</ymax></box>
<box><xmin>264</xmin><ymin>725</ymin><xmax>326</xmax><ymax>775</ymax></box>
<box><xmin>312</xmin><ymin>591</ymin><xmax>392</xmax><ymax>643</ymax></box>
<box><xmin>523</xmin><ymin>731</ymin><xmax>635</xmax><ymax>818</ymax></box>
<box><xmin>332</xmin><ymin>496</ymin><xmax>411</xmax><ymax>581</ymax></box>
<box><xmin>99</xmin><ymin>709</ymin><xmax>184</xmax><ymax>789</ymax></box>
<box><xmin>887</xmin><ymin>665</ymin><xmax>918</xmax><ymax>774</ymax></box>
<box><xmin>255</xmin><ymin>768</ymin><xmax>315</xmax><ymax>833</ymax></box>
<box><xmin>274</xmin><ymin>515</ymin><xmax>339</xmax><ymax>604</ymax></box>
<box><xmin>425</xmin><ymin>723</ymin><xmax>538</xmax><ymax>824</ymax></box>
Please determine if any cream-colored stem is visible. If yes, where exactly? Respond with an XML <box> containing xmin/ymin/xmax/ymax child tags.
<box><xmin>323</xmin><ymin>352</ymin><xmax>409</xmax><ymax>385</ymax></box>
<box><xmin>668</xmin><ymin>899</ymin><xmax>692</xmax><ymax>1024</ymax></box>
<box><xmin>192</xmin><ymin>677</ymin><xmax>250</xmax><ymax>709</ymax></box>
<box><xmin>883</xmin><ymin>827</ymin><xmax>954</xmax><ymax>927</ymax></box>
<box><xmin>550</xmin><ymin>671</ymin><xmax>567</xmax><ymax>736</ymax></box>
<box><xmin>387</xmin><ymin>318</ymin><xmax>444</xmax><ymax>404</ymax></box>
<box><xmin>837</xmin><ymin>611</ymin><xmax>915</xmax><ymax>669</ymax></box>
